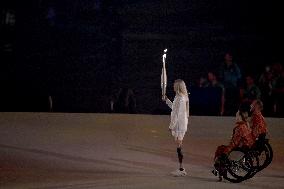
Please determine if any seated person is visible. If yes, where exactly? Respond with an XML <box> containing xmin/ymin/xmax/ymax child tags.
<box><xmin>213</xmin><ymin>104</ymin><xmax>254</xmax><ymax>180</ymax></box>
<box><xmin>250</xmin><ymin>100</ymin><xmax>268</xmax><ymax>143</ymax></box>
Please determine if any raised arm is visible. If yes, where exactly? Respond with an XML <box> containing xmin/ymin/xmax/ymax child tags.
<box><xmin>166</xmin><ymin>97</ymin><xmax>173</xmax><ymax>109</ymax></box>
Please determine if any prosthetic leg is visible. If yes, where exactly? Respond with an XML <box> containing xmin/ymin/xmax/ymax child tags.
<box><xmin>177</xmin><ymin>147</ymin><xmax>184</xmax><ymax>170</ymax></box>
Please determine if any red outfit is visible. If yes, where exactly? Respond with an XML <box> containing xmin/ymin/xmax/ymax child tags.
<box><xmin>215</xmin><ymin>121</ymin><xmax>254</xmax><ymax>159</ymax></box>
<box><xmin>251</xmin><ymin>111</ymin><xmax>267</xmax><ymax>141</ymax></box>
<box><xmin>229</xmin><ymin>121</ymin><xmax>254</xmax><ymax>150</ymax></box>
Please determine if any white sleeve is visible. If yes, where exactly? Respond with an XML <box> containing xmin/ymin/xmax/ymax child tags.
<box><xmin>166</xmin><ymin>98</ymin><xmax>173</xmax><ymax>109</ymax></box>
<box><xmin>169</xmin><ymin>98</ymin><xmax>181</xmax><ymax>129</ymax></box>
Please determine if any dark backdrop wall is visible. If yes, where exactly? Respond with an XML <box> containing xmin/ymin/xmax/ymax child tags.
<box><xmin>0</xmin><ymin>0</ymin><xmax>282</xmax><ymax>114</ymax></box>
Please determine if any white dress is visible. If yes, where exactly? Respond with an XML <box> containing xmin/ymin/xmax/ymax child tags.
<box><xmin>166</xmin><ymin>95</ymin><xmax>189</xmax><ymax>140</ymax></box>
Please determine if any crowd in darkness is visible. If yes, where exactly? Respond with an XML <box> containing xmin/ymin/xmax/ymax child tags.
<box><xmin>1</xmin><ymin>2</ymin><xmax>282</xmax><ymax>116</ymax></box>
<box><xmin>110</xmin><ymin>88</ymin><xmax>137</xmax><ymax>114</ymax></box>
<box><xmin>108</xmin><ymin>52</ymin><xmax>284</xmax><ymax>117</ymax></box>
<box><xmin>197</xmin><ymin>52</ymin><xmax>284</xmax><ymax>117</ymax></box>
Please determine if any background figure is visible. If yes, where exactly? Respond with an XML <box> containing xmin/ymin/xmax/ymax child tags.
<box><xmin>109</xmin><ymin>94</ymin><xmax>115</xmax><ymax>113</ymax></box>
<box><xmin>240</xmin><ymin>75</ymin><xmax>261</xmax><ymax>103</ymax></box>
<box><xmin>259</xmin><ymin>66</ymin><xmax>275</xmax><ymax>116</ymax></box>
<box><xmin>207</xmin><ymin>71</ymin><xmax>225</xmax><ymax>116</ymax></box>
<box><xmin>114</xmin><ymin>88</ymin><xmax>128</xmax><ymax>113</ymax></box>
<box><xmin>198</xmin><ymin>76</ymin><xmax>208</xmax><ymax>88</ymax></box>
<box><xmin>273</xmin><ymin>69</ymin><xmax>284</xmax><ymax>117</ymax></box>
<box><xmin>48</xmin><ymin>95</ymin><xmax>53</xmax><ymax>112</ymax></box>
<box><xmin>219</xmin><ymin>52</ymin><xmax>242</xmax><ymax>116</ymax></box>
<box><xmin>113</xmin><ymin>87</ymin><xmax>137</xmax><ymax>114</ymax></box>
<box><xmin>127</xmin><ymin>89</ymin><xmax>137</xmax><ymax>114</ymax></box>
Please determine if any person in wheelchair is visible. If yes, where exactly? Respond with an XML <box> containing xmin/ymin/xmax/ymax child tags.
<box><xmin>213</xmin><ymin>104</ymin><xmax>254</xmax><ymax>181</ymax></box>
<box><xmin>249</xmin><ymin>99</ymin><xmax>273</xmax><ymax>171</ymax></box>
<box><xmin>250</xmin><ymin>100</ymin><xmax>268</xmax><ymax>145</ymax></box>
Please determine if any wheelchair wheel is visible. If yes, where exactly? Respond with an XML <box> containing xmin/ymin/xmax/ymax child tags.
<box><xmin>247</xmin><ymin>140</ymin><xmax>273</xmax><ymax>178</ymax></box>
<box><xmin>243</xmin><ymin>150</ymin><xmax>260</xmax><ymax>179</ymax></box>
<box><xmin>257</xmin><ymin>141</ymin><xmax>273</xmax><ymax>171</ymax></box>
<box><xmin>223</xmin><ymin>148</ymin><xmax>254</xmax><ymax>183</ymax></box>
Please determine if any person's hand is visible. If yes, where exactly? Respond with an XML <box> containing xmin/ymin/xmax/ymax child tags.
<box><xmin>162</xmin><ymin>95</ymin><xmax>168</xmax><ymax>101</ymax></box>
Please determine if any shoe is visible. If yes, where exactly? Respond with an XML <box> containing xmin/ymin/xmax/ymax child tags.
<box><xmin>212</xmin><ymin>169</ymin><xmax>218</xmax><ymax>176</ymax></box>
<box><xmin>171</xmin><ymin>169</ymin><xmax>187</xmax><ymax>177</ymax></box>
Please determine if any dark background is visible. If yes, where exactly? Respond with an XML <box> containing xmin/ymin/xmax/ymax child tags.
<box><xmin>0</xmin><ymin>0</ymin><xmax>283</xmax><ymax>114</ymax></box>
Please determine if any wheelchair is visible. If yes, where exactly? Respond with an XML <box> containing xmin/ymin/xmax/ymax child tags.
<box><xmin>213</xmin><ymin>137</ymin><xmax>273</xmax><ymax>183</ymax></box>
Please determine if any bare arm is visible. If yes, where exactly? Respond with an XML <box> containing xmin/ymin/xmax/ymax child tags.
<box><xmin>165</xmin><ymin>96</ymin><xmax>173</xmax><ymax>109</ymax></box>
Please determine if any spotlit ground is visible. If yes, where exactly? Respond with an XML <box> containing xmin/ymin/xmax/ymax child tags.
<box><xmin>0</xmin><ymin>113</ymin><xmax>283</xmax><ymax>189</ymax></box>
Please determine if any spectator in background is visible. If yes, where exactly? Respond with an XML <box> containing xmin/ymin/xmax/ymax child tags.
<box><xmin>273</xmin><ymin>69</ymin><xmax>284</xmax><ymax>117</ymax></box>
<box><xmin>241</xmin><ymin>75</ymin><xmax>261</xmax><ymax>103</ymax></box>
<box><xmin>207</xmin><ymin>71</ymin><xmax>225</xmax><ymax>116</ymax></box>
<box><xmin>219</xmin><ymin>52</ymin><xmax>242</xmax><ymax>115</ymax></box>
<box><xmin>127</xmin><ymin>89</ymin><xmax>137</xmax><ymax>114</ymax></box>
<box><xmin>220</xmin><ymin>53</ymin><xmax>242</xmax><ymax>89</ymax></box>
<box><xmin>48</xmin><ymin>95</ymin><xmax>53</xmax><ymax>112</ymax></box>
<box><xmin>113</xmin><ymin>87</ymin><xmax>137</xmax><ymax>114</ymax></box>
<box><xmin>109</xmin><ymin>95</ymin><xmax>115</xmax><ymax>113</ymax></box>
<box><xmin>271</xmin><ymin>63</ymin><xmax>283</xmax><ymax>81</ymax></box>
<box><xmin>198</xmin><ymin>76</ymin><xmax>208</xmax><ymax>88</ymax></box>
<box><xmin>259</xmin><ymin>66</ymin><xmax>275</xmax><ymax>116</ymax></box>
<box><xmin>259</xmin><ymin>65</ymin><xmax>273</xmax><ymax>88</ymax></box>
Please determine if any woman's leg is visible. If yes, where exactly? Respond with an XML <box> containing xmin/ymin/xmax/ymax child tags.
<box><xmin>176</xmin><ymin>139</ymin><xmax>184</xmax><ymax>170</ymax></box>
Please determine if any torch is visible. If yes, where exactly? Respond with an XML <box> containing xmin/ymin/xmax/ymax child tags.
<box><xmin>161</xmin><ymin>49</ymin><xmax>167</xmax><ymax>100</ymax></box>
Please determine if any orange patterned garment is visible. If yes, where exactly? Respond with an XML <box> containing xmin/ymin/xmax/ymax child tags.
<box><xmin>229</xmin><ymin>121</ymin><xmax>254</xmax><ymax>150</ymax></box>
<box><xmin>215</xmin><ymin>121</ymin><xmax>254</xmax><ymax>159</ymax></box>
<box><xmin>251</xmin><ymin>112</ymin><xmax>267</xmax><ymax>141</ymax></box>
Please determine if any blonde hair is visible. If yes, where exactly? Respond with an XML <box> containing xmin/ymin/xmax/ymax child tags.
<box><xmin>174</xmin><ymin>79</ymin><xmax>189</xmax><ymax>117</ymax></box>
<box><xmin>174</xmin><ymin>79</ymin><xmax>188</xmax><ymax>97</ymax></box>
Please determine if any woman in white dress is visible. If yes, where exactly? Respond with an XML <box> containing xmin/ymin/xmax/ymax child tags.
<box><xmin>163</xmin><ymin>79</ymin><xmax>189</xmax><ymax>176</ymax></box>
